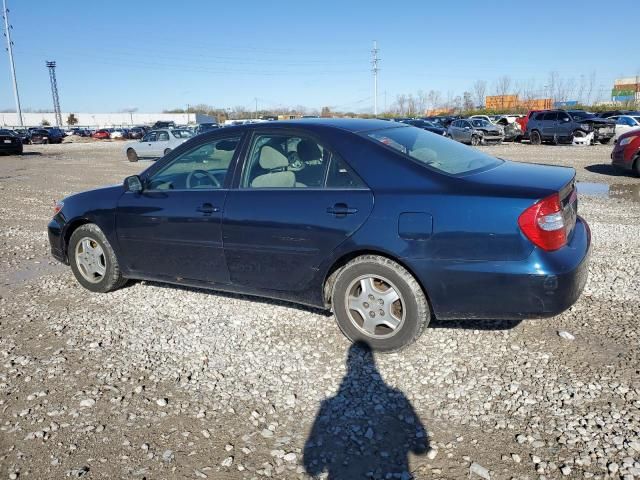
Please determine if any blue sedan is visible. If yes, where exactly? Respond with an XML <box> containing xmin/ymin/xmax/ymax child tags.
<box><xmin>48</xmin><ymin>119</ymin><xmax>591</xmax><ymax>352</ymax></box>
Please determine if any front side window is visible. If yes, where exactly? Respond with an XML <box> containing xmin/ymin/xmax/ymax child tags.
<box><xmin>558</xmin><ymin>112</ymin><xmax>570</xmax><ymax>122</ymax></box>
<box><xmin>542</xmin><ymin>112</ymin><xmax>557</xmax><ymax>121</ymax></box>
<box><xmin>242</xmin><ymin>134</ymin><xmax>331</xmax><ymax>188</ymax></box>
<box><xmin>146</xmin><ymin>136</ymin><xmax>241</xmax><ymax>191</ymax></box>
<box><xmin>143</xmin><ymin>132</ymin><xmax>157</xmax><ymax>142</ymax></box>
<box><xmin>365</xmin><ymin>126</ymin><xmax>502</xmax><ymax>176</ymax></box>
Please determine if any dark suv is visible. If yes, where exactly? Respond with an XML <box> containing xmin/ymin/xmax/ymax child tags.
<box><xmin>526</xmin><ymin>110</ymin><xmax>615</xmax><ymax>145</ymax></box>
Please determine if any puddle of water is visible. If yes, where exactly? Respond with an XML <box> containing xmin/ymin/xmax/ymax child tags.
<box><xmin>577</xmin><ymin>182</ymin><xmax>640</xmax><ymax>203</ymax></box>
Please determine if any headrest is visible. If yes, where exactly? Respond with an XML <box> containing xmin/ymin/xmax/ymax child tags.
<box><xmin>297</xmin><ymin>139</ymin><xmax>322</xmax><ymax>162</ymax></box>
<box><xmin>259</xmin><ymin>145</ymin><xmax>289</xmax><ymax>169</ymax></box>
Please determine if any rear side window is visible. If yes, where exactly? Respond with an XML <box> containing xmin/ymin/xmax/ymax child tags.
<box><xmin>326</xmin><ymin>156</ymin><xmax>366</xmax><ymax>189</ymax></box>
<box><xmin>366</xmin><ymin>126</ymin><xmax>502</xmax><ymax>176</ymax></box>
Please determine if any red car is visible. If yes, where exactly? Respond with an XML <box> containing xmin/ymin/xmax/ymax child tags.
<box><xmin>611</xmin><ymin>129</ymin><xmax>640</xmax><ymax>176</ymax></box>
<box><xmin>92</xmin><ymin>129</ymin><xmax>111</xmax><ymax>140</ymax></box>
<box><xmin>516</xmin><ymin>110</ymin><xmax>542</xmax><ymax>140</ymax></box>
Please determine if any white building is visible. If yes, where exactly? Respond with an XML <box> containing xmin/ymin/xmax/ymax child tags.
<box><xmin>0</xmin><ymin>112</ymin><xmax>216</xmax><ymax>128</ymax></box>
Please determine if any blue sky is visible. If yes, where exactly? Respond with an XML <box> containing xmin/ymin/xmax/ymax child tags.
<box><xmin>1</xmin><ymin>0</ymin><xmax>638</xmax><ymax>113</ymax></box>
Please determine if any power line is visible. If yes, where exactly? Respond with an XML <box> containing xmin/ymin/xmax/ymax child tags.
<box><xmin>371</xmin><ymin>41</ymin><xmax>380</xmax><ymax>116</ymax></box>
<box><xmin>2</xmin><ymin>0</ymin><xmax>22</xmax><ymax>126</ymax></box>
<box><xmin>46</xmin><ymin>61</ymin><xmax>62</xmax><ymax>127</ymax></box>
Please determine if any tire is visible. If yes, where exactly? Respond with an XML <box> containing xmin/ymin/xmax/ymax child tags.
<box><xmin>530</xmin><ymin>130</ymin><xmax>542</xmax><ymax>145</ymax></box>
<box><xmin>126</xmin><ymin>148</ymin><xmax>138</xmax><ymax>162</ymax></box>
<box><xmin>331</xmin><ymin>255</ymin><xmax>430</xmax><ymax>352</ymax></box>
<box><xmin>599</xmin><ymin>137</ymin><xmax>611</xmax><ymax>145</ymax></box>
<box><xmin>634</xmin><ymin>156</ymin><xmax>640</xmax><ymax>178</ymax></box>
<box><xmin>471</xmin><ymin>135</ymin><xmax>480</xmax><ymax>146</ymax></box>
<box><xmin>43</xmin><ymin>139</ymin><xmax>49</xmax><ymax>145</ymax></box>
<box><xmin>68</xmin><ymin>224</ymin><xmax>127</xmax><ymax>293</ymax></box>
<box><xmin>163</xmin><ymin>148</ymin><xmax>171</xmax><ymax>156</ymax></box>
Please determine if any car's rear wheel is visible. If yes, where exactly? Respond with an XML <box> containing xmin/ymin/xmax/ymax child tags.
<box><xmin>69</xmin><ymin>224</ymin><xmax>127</xmax><ymax>293</ymax></box>
<box><xmin>530</xmin><ymin>130</ymin><xmax>542</xmax><ymax>145</ymax></box>
<box><xmin>331</xmin><ymin>255</ymin><xmax>430</xmax><ymax>352</ymax></box>
<box><xmin>471</xmin><ymin>135</ymin><xmax>480</xmax><ymax>146</ymax></box>
<box><xmin>599</xmin><ymin>137</ymin><xmax>611</xmax><ymax>144</ymax></box>
<box><xmin>164</xmin><ymin>148</ymin><xmax>171</xmax><ymax>156</ymax></box>
<box><xmin>634</xmin><ymin>156</ymin><xmax>640</xmax><ymax>177</ymax></box>
<box><xmin>127</xmin><ymin>148</ymin><xmax>138</xmax><ymax>162</ymax></box>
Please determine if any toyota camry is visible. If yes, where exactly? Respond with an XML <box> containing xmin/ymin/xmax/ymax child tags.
<box><xmin>48</xmin><ymin>119</ymin><xmax>591</xmax><ymax>351</ymax></box>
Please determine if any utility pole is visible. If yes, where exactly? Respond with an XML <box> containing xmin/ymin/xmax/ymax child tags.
<box><xmin>371</xmin><ymin>41</ymin><xmax>380</xmax><ymax>116</ymax></box>
<box><xmin>46</xmin><ymin>61</ymin><xmax>62</xmax><ymax>127</ymax></box>
<box><xmin>2</xmin><ymin>0</ymin><xmax>23</xmax><ymax>126</ymax></box>
<box><xmin>254</xmin><ymin>97</ymin><xmax>258</xmax><ymax>120</ymax></box>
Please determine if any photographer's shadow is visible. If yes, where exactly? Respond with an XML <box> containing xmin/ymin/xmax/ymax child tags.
<box><xmin>304</xmin><ymin>342</ymin><xmax>429</xmax><ymax>479</ymax></box>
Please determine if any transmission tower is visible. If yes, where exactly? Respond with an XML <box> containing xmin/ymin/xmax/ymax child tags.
<box><xmin>2</xmin><ymin>0</ymin><xmax>23</xmax><ymax>126</ymax></box>
<box><xmin>371</xmin><ymin>41</ymin><xmax>380</xmax><ymax>117</ymax></box>
<box><xmin>46</xmin><ymin>61</ymin><xmax>62</xmax><ymax>127</ymax></box>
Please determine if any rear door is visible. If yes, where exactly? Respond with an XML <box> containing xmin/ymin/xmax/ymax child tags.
<box><xmin>222</xmin><ymin>129</ymin><xmax>374</xmax><ymax>291</ymax></box>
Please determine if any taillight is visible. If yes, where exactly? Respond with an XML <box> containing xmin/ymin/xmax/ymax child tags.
<box><xmin>53</xmin><ymin>200</ymin><xmax>64</xmax><ymax>216</ymax></box>
<box><xmin>518</xmin><ymin>193</ymin><xmax>567</xmax><ymax>251</ymax></box>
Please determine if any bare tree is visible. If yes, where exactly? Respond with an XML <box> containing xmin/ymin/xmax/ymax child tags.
<box><xmin>495</xmin><ymin>75</ymin><xmax>513</xmax><ymax>109</ymax></box>
<box><xmin>416</xmin><ymin>90</ymin><xmax>428</xmax><ymax>115</ymax></box>
<box><xmin>472</xmin><ymin>80</ymin><xmax>487</xmax><ymax>108</ymax></box>
<box><xmin>426</xmin><ymin>90</ymin><xmax>442</xmax><ymax>111</ymax></box>
<box><xmin>585</xmin><ymin>71</ymin><xmax>596</xmax><ymax>105</ymax></box>
<box><xmin>463</xmin><ymin>91</ymin><xmax>474</xmax><ymax>111</ymax></box>
<box><xmin>395</xmin><ymin>94</ymin><xmax>407</xmax><ymax>115</ymax></box>
<box><xmin>406</xmin><ymin>94</ymin><xmax>416</xmax><ymax>116</ymax></box>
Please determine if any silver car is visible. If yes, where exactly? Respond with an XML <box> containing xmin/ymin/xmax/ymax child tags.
<box><xmin>123</xmin><ymin>129</ymin><xmax>193</xmax><ymax>162</ymax></box>
<box><xmin>447</xmin><ymin>119</ymin><xmax>504</xmax><ymax>146</ymax></box>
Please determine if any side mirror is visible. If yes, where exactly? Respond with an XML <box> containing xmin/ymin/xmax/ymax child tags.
<box><xmin>124</xmin><ymin>175</ymin><xmax>143</xmax><ymax>193</ymax></box>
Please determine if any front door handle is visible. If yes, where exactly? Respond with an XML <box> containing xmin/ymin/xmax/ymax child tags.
<box><xmin>327</xmin><ymin>203</ymin><xmax>358</xmax><ymax>216</ymax></box>
<box><xmin>196</xmin><ymin>203</ymin><xmax>219</xmax><ymax>215</ymax></box>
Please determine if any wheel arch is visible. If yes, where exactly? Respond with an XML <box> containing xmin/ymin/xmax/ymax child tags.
<box><xmin>322</xmin><ymin>249</ymin><xmax>433</xmax><ymax>314</ymax></box>
<box><xmin>62</xmin><ymin>217</ymin><xmax>92</xmax><ymax>257</ymax></box>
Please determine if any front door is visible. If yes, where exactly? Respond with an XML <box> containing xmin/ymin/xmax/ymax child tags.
<box><xmin>154</xmin><ymin>130</ymin><xmax>171</xmax><ymax>157</ymax></box>
<box><xmin>137</xmin><ymin>131</ymin><xmax>157</xmax><ymax>158</ymax></box>
<box><xmin>223</xmin><ymin>131</ymin><xmax>374</xmax><ymax>291</ymax></box>
<box><xmin>116</xmin><ymin>135</ymin><xmax>243</xmax><ymax>283</ymax></box>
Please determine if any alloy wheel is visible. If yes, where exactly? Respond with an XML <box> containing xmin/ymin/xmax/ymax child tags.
<box><xmin>74</xmin><ymin>237</ymin><xmax>106</xmax><ymax>283</ymax></box>
<box><xmin>345</xmin><ymin>274</ymin><xmax>406</xmax><ymax>339</ymax></box>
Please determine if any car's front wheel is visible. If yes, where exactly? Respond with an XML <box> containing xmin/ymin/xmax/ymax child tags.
<box><xmin>599</xmin><ymin>137</ymin><xmax>611</xmax><ymax>145</ymax></box>
<box><xmin>126</xmin><ymin>148</ymin><xmax>138</xmax><ymax>162</ymax></box>
<box><xmin>331</xmin><ymin>255</ymin><xmax>430</xmax><ymax>352</ymax></box>
<box><xmin>69</xmin><ymin>224</ymin><xmax>127</xmax><ymax>293</ymax></box>
<box><xmin>471</xmin><ymin>135</ymin><xmax>480</xmax><ymax>146</ymax></box>
<box><xmin>164</xmin><ymin>148</ymin><xmax>171</xmax><ymax>156</ymax></box>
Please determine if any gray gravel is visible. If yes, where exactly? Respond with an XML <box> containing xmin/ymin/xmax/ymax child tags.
<box><xmin>0</xmin><ymin>141</ymin><xmax>638</xmax><ymax>479</ymax></box>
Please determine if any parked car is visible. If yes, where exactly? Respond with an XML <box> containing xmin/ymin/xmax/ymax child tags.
<box><xmin>128</xmin><ymin>127</ymin><xmax>145</xmax><ymax>139</ymax></box>
<box><xmin>30</xmin><ymin>129</ymin><xmax>53</xmax><ymax>144</ymax></box>
<box><xmin>48</xmin><ymin>119</ymin><xmax>590</xmax><ymax>352</ymax></box>
<box><xmin>123</xmin><ymin>128</ymin><xmax>193</xmax><ymax>161</ymax></box>
<box><xmin>494</xmin><ymin>116</ymin><xmax>523</xmax><ymax>142</ymax></box>
<box><xmin>526</xmin><ymin>110</ymin><xmax>615</xmax><ymax>145</ymax></box>
<box><xmin>611</xmin><ymin>129</ymin><xmax>640</xmax><ymax>176</ymax></box>
<box><xmin>610</xmin><ymin>115</ymin><xmax>640</xmax><ymax>141</ymax></box>
<box><xmin>92</xmin><ymin>129</ymin><xmax>111</xmax><ymax>140</ymax></box>
<box><xmin>448</xmin><ymin>118</ymin><xmax>504</xmax><ymax>145</ymax></box>
<box><xmin>0</xmin><ymin>129</ymin><xmax>23</xmax><ymax>154</ymax></box>
<box><xmin>110</xmin><ymin>128</ymin><xmax>127</xmax><ymax>139</ymax></box>
<box><xmin>398</xmin><ymin>119</ymin><xmax>447</xmax><ymax>136</ymax></box>
<box><xmin>43</xmin><ymin>127</ymin><xmax>65</xmax><ymax>144</ymax></box>
<box><xmin>152</xmin><ymin>121</ymin><xmax>175</xmax><ymax>130</ymax></box>
<box><xmin>12</xmin><ymin>128</ymin><xmax>31</xmax><ymax>144</ymax></box>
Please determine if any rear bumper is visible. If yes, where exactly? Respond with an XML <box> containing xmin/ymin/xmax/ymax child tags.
<box><xmin>0</xmin><ymin>143</ymin><xmax>22</xmax><ymax>153</ymax></box>
<box><xmin>410</xmin><ymin>216</ymin><xmax>591</xmax><ymax>320</ymax></box>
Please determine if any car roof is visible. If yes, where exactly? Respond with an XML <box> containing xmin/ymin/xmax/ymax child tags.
<box><xmin>242</xmin><ymin>118</ymin><xmax>397</xmax><ymax>133</ymax></box>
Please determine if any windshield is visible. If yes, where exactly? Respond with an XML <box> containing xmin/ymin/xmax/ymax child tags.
<box><xmin>0</xmin><ymin>129</ymin><xmax>15</xmax><ymax>136</ymax></box>
<box><xmin>171</xmin><ymin>129</ymin><xmax>193</xmax><ymax>139</ymax></box>
<box><xmin>366</xmin><ymin>126</ymin><xmax>502</xmax><ymax>176</ymax></box>
<box><xmin>470</xmin><ymin>119</ymin><xmax>491</xmax><ymax>127</ymax></box>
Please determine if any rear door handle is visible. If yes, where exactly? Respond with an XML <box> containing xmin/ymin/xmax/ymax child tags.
<box><xmin>196</xmin><ymin>202</ymin><xmax>219</xmax><ymax>215</ymax></box>
<box><xmin>327</xmin><ymin>203</ymin><xmax>358</xmax><ymax>216</ymax></box>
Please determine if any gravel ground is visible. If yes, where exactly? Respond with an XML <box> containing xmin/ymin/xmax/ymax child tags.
<box><xmin>0</xmin><ymin>141</ymin><xmax>638</xmax><ymax>479</ymax></box>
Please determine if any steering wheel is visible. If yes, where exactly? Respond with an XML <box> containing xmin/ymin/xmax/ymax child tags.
<box><xmin>186</xmin><ymin>169</ymin><xmax>221</xmax><ymax>189</ymax></box>
<box><xmin>287</xmin><ymin>151</ymin><xmax>306</xmax><ymax>172</ymax></box>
